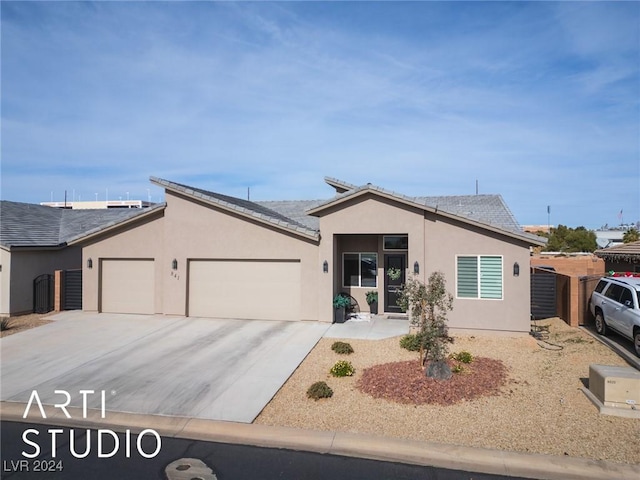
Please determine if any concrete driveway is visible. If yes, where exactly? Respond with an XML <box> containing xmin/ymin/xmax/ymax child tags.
<box><xmin>1</xmin><ymin>312</ymin><xmax>328</xmax><ymax>423</ymax></box>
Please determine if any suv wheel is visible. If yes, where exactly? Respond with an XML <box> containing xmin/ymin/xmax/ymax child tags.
<box><xmin>634</xmin><ymin>330</ymin><xmax>640</xmax><ymax>357</ymax></box>
<box><xmin>595</xmin><ymin>311</ymin><xmax>607</xmax><ymax>335</ymax></box>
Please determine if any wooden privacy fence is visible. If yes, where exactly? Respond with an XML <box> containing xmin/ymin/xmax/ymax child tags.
<box><xmin>530</xmin><ymin>268</ymin><xmax>601</xmax><ymax>327</ymax></box>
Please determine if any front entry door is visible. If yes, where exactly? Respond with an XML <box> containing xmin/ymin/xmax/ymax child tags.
<box><xmin>384</xmin><ymin>254</ymin><xmax>406</xmax><ymax>313</ymax></box>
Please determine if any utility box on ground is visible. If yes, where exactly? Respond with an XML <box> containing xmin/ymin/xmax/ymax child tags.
<box><xmin>582</xmin><ymin>364</ymin><xmax>640</xmax><ymax>418</ymax></box>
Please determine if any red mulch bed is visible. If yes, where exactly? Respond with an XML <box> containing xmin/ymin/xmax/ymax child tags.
<box><xmin>356</xmin><ymin>357</ymin><xmax>508</xmax><ymax>406</ymax></box>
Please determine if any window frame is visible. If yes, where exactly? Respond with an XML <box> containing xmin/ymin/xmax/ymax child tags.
<box><xmin>342</xmin><ymin>252</ymin><xmax>378</xmax><ymax>288</ymax></box>
<box><xmin>383</xmin><ymin>235</ymin><xmax>408</xmax><ymax>251</ymax></box>
<box><xmin>455</xmin><ymin>255</ymin><xmax>504</xmax><ymax>300</ymax></box>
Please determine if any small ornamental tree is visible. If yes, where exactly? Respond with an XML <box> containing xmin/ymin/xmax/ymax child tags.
<box><xmin>397</xmin><ymin>271</ymin><xmax>454</xmax><ymax>377</ymax></box>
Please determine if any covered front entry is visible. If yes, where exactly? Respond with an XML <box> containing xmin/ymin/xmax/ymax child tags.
<box><xmin>188</xmin><ymin>259</ymin><xmax>301</xmax><ymax>321</ymax></box>
<box><xmin>384</xmin><ymin>253</ymin><xmax>406</xmax><ymax>313</ymax></box>
<box><xmin>100</xmin><ymin>259</ymin><xmax>155</xmax><ymax>314</ymax></box>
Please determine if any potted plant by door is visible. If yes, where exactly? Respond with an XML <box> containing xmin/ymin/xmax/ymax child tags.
<box><xmin>333</xmin><ymin>294</ymin><xmax>351</xmax><ymax>323</ymax></box>
<box><xmin>365</xmin><ymin>291</ymin><xmax>378</xmax><ymax>315</ymax></box>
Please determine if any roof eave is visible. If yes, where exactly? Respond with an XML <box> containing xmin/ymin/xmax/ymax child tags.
<box><xmin>307</xmin><ymin>187</ymin><xmax>546</xmax><ymax>247</ymax></box>
<box><xmin>151</xmin><ymin>177</ymin><xmax>320</xmax><ymax>242</ymax></box>
<box><xmin>66</xmin><ymin>204</ymin><xmax>166</xmax><ymax>246</ymax></box>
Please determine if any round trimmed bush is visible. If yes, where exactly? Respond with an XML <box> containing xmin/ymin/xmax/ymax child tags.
<box><xmin>330</xmin><ymin>360</ymin><xmax>355</xmax><ymax>377</ymax></box>
<box><xmin>307</xmin><ymin>381</ymin><xmax>333</xmax><ymax>400</ymax></box>
<box><xmin>331</xmin><ymin>341</ymin><xmax>354</xmax><ymax>355</ymax></box>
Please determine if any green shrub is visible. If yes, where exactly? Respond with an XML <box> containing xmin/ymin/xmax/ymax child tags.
<box><xmin>306</xmin><ymin>381</ymin><xmax>333</xmax><ymax>400</ymax></box>
<box><xmin>0</xmin><ymin>317</ymin><xmax>10</xmax><ymax>331</ymax></box>
<box><xmin>452</xmin><ymin>364</ymin><xmax>465</xmax><ymax>374</ymax></box>
<box><xmin>330</xmin><ymin>360</ymin><xmax>355</xmax><ymax>377</ymax></box>
<box><xmin>452</xmin><ymin>351</ymin><xmax>473</xmax><ymax>364</ymax></box>
<box><xmin>399</xmin><ymin>333</ymin><xmax>424</xmax><ymax>352</ymax></box>
<box><xmin>331</xmin><ymin>341</ymin><xmax>354</xmax><ymax>355</ymax></box>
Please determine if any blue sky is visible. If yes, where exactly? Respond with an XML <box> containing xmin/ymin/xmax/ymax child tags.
<box><xmin>2</xmin><ymin>1</ymin><xmax>638</xmax><ymax>229</ymax></box>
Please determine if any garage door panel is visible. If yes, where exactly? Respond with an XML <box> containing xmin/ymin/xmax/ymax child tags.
<box><xmin>189</xmin><ymin>260</ymin><xmax>300</xmax><ymax>321</ymax></box>
<box><xmin>101</xmin><ymin>260</ymin><xmax>155</xmax><ymax>314</ymax></box>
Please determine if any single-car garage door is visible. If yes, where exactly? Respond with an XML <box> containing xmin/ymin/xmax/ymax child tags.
<box><xmin>101</xmin><ymin>259</ymin><xmax>155</xmax><ymax>314</ymax></box>
<box><xmin>188</xmin><ymin>259</ymin><xmax>300</xmax><ymax>321</ymax></box>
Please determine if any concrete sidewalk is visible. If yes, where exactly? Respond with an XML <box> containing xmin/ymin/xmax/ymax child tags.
<box><xmin>2</xmin><ymin>402</ymin><xmax>637</xmax><ymax>480</ymax></box>
<box><xmin>324</xmin><ymin>315</ymin><xmax>409</xmax><ymax>340</ymax></box>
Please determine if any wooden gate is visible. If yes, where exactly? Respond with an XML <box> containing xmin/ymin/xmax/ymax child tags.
<box><xmin>530</xmin><ymin>267</ymin><xmax>557</xmax><ymax>320</ymax></box>
<box><xmin>33</xmin><ymin>274</ymin><xmax>54</xmax><ymax>314</ymax></box>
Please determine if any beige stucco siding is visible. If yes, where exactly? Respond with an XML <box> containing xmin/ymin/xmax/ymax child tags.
<box><xmin>0</xmin><ymin>248</ymin><xmax>11</xmax><ymax>316</ymax></box>
<box><xmin>3</xmin><ymin>247</ymin><xmax>82</xmax><ymax>316</ymax></box>
<box><xmin>424</xmin><ymin>213</ymin><xmax>531</xmax><ymax>332</ymax></box>
<box><xmin>317</xmin><ymin>194</ymin><xmax>425</xmax><ymax>322</ymax></box>
<box><xmin>160</xmin><ymin>192</ymin><xmax>320</xmax><ymax>320</ymax></box>
<box><xmin>316</xmin><ymin>194</ymin><xmax>532</xmax><ymax>332</ymax></box>
<box><xmin>82</xmin><ymin>213</ymin><xmax>164</xmax><ymax>313</ymax></box>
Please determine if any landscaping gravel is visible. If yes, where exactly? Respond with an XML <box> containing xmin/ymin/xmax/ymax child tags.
<box><xmin>255</xmin><ymin>318</ymin><xmax>640</xmax><ymax>465</ymax></box>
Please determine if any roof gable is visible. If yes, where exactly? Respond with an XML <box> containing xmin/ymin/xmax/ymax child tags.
<box><xmin>306</xmin><ymin>183</ymin><xmax>545</xmax><ymax>246</ymax></box>
<box><xmin>150</xmin><ymin>177</ymin><xmax>320</xmax><ymax>241</ymax></box>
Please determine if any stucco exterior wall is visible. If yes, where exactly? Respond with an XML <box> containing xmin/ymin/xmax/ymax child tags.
<box><xmin>0</xmin><ymin>248</ymin><xmax>11</xmax><ymax>316</ymax></box>
<box><xmin>5</xmin><ymin>247</ymin><xmax>82</xmax><ymax>315</ymax></box>
<box><xmin>316</xmin><ymin>194</ymin><xmax>532</xmax><ymax>332</ymax></box>
<box><xmin>424</xmin><ymin>213</ymin><xmax>532</xmax><ymax>332</ymax></box>
<box><xmin>162</xmin><ymin>192</ymin><xmax>320</xmax><ymax>320</ymax></box>
<box><xmin>82</xmin><ymin>212</ymin><xmax>165</xmax><ymax>313</ymax></box>
<box><xmin>316</xmin><ymin>194</ymin><xmax>425</xmax><ymax>322</ymax></box>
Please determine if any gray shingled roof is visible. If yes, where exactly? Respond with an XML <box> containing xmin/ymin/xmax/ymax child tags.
<box><xmin>0</xmin><ymin>201</ymin><xmax>158</xmax><ymax>248</ymax></box>
<box><xmin>150</xmin><ymin>177</ymin><xmax>320</xmax><ymax>239</ymax></box>
<box><xmin>415</xmin><ymin>194</ymin><xmax>521</xmax><ymax>232</ymax></box>
<box><xmin>256</xmin><ymin>200</ymin><xmax>323</xmax><ymax>231</ymax></box>
<box><xmin>148</xmin><ymin>177</ymin><xmax>542</xmax><ymax>246</ymax></box>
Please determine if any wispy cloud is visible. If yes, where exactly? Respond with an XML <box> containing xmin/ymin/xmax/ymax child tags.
<box><xmin>1</xmin><ymin>1</ymin><xmax>638</xmax><ymax>228</ymax></box>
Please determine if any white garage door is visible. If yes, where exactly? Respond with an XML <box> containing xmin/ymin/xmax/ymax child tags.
<box><xmin>101</xmin><ymin>259</ymin><xmax>155</xmax><ymax>314</ymax></box>
<box><xmin>188</xmin><ymin>260</ymin><xmax>301</xmax><ymax>321</ymax></box>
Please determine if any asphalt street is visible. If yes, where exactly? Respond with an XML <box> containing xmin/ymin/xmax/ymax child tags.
<box><xmin>1</xmin><ymin>421</ymin><xmax>529</xmax><ymax>480</ymax></box>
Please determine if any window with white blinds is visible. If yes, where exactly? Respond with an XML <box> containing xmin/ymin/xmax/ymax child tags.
<box><xmin>457</xmin><ymin>255</ymin><xmax>503</xmax><ymax>300</ymax></box>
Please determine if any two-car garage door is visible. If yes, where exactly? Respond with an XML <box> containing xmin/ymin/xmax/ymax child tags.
<box><xmin>188</xmin><ymin>260</ymin><xmax>300</xmax><ymax>321</ymax></box>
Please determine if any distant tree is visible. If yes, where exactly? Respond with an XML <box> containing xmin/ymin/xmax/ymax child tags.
<box><xmin>623</xmin><ymin>228</ymin><xmax>640</xmax><ymax>243</ymax></box>
<box><xmin>543</xmin><ymin>225</ymin><xmax>597</xmax><ymax>253</ymax></box>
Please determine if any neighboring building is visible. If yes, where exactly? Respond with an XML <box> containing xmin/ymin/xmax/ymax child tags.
<box><xmin>77</xmin><ymin>176</ymin><xmax>545</xmax><ymax>333</ymax></box>
<box><xmin>530</xmin><ymin>253</ymin><xmax>605</xmax><ymax>277</ymax></box>
<box><xmin>594</xmin><ymin>229</ymin><xmax>627</xmax><ymax>249</ymax></box>
<box><xmin>0</xmin><ymin>201</ymin><xmax>160</xmax><ymax>316</ymax></box>
<box><xmin>523</xmin><ymin>225</ymin><xmax>553</xmax><ymax>234</ymax></box>
<box><xmin>595</xmin><ymin>241</ymin><xmax>640</xmax><ymax>273</ymax></box>
<box><xmin>41</xmin><ymin>200</ymin><xmax>153</xmax><ymax>209</ymax></box>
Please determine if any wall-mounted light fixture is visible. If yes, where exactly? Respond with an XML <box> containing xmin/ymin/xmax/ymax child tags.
<box><xmin>414</xmin><ymin>261</ymin><xmax>420</xmax><ymax>274</ymax></box>
<box><xmin>513</xmin><ymin>262</ymin><xmax>520</xmax><ymax>277</ymax></box>
<box><xmin>87</xmin><ymin>258</ymin><xmax>93</xmax><ymax>269</ymax></box>
<box><xmin>172</xmin><ymin>259</ymin><xmax>178</xmax><ymax>270</ymax></box>
<box><xmin>323</xmin><ymin>260</ymin><xmax>329</xmax><ymax>273</ymax></box>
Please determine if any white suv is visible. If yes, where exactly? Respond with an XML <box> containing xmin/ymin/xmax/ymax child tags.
<box><xmin>589</xmin><ymin>276</ymin><xmax>640</xmax><ymax>357</ymax></box>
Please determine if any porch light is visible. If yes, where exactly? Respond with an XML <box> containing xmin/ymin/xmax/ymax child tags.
<box><xmin>87</xmin><ymin>258</ymin><xmax>93</xmax><ymax>269</ymax></box>
<box><xmin>513</xmin><ymin>262</ymin><xmax>520</xmax><ymax>277</ymax></box>
<box><xmin>413</xmin><ymin>261</ymin><xmax>419</xmax><ymax>274</ymax></box>
<box><xmin>172</xmin><ymin>259</ymin><xmax>178</xmax><ymax>270</ymax></box>
<box><xmin>323</xmin><ymin>260</ymin><xmax>329</xmax><ymax>273</ymax></box>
